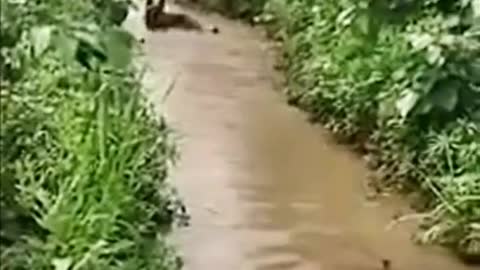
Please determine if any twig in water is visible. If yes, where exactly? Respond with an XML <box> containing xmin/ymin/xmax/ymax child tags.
<box><xmin>160</xmin><ymin>71</ymin><xmax>180</xmax><ymax>103</ymax></box>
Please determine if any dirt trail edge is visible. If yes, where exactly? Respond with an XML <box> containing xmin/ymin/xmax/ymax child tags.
<box><xmin>125</xmin><ymin>4</ymin><xmax>473</xmax><ymax>270</ymax></box>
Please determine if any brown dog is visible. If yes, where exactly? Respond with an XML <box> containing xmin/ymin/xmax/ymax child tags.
<box><xmin>144</xmin><ymin>0</ymin><xmax>204</xmax><ymax>32</ymax></box>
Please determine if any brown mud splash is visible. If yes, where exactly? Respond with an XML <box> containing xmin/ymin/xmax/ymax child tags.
<box><xmin>126</xmin><ymin>3</ymin><xmax>474</xmax><ymax>270</ymax></box>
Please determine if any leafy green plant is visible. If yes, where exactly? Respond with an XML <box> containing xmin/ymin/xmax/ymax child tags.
<box><xmin>1</xmin><ymin>0</ymin><xmax>184</xmax><ymax>269</ymax></box>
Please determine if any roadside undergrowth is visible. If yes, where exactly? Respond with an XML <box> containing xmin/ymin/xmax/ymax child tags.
<box><xmin>1</xmin><ymin>0</ymin><xmax>185</xmax><ymax>269</ymax></box>
<box><xmin>194</xmin><ymin>0</ymin><xmax>480</xmax><ymax>263</ymax></box>
<box><xmin>175</xmin><ymin>0</ymin><xmax>267</xmax><ymax>19</ymax></box>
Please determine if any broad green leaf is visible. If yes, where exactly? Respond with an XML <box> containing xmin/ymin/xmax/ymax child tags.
<box><xmin>471</xmin><ymin>108</ymin><xmax>480</xmax><ymax>125</ymax></box>
<box><xmin>52</xmin><ymin>257</ymin><xmax>72</xmax><ymax>270</ymax></box>
<box><xmin>414</xmin><ymin>99</ymin><xmax>434</xmax><ymax>115</ymax></box>
<box><xmin>462</xmin><ymin>0</ymin><xmax>472</xmax><ymax>8</ymax></box>
<box><xmin>102</xmin><ymin>239</ymin><xmax>134</xmax><ymax>254</ymax></box>
<box><xmin>336</xmin><ymin>7</ymin><xmax>355</xmax><ymax>27</ymax></box>
<box><xmin>426</xmin><ymin>45</ymin><xmax>444</xmax><ymax>66</ymax></box>
<box><xmin>469</xmin><ymin>60</ymin><xmax>480</xmax><ymax>82</ymax></box>
<box><xmin>379</xmin><ymin>97</ymin><xmax>396</xmax><ymax>118</ymax></box>
<box><xmin>354</xmin><ymin>13</ymin><xmax>370</xmax><ymax>36</ymax></box>
<box><xmin>473</xmin><ymin>0</ymin><xmax>480</xmax><ymax>18</ymax></box>
<box><xmin>67</xmin><ymin>22</ymin><xmax>100</xmax><ymax>34</ymax></box>
<box><xmin>428</xmin><ymin>80</ymin><xmax>460</xmax><ymax>112</ymax></box>
<box><xmin>51</xmin><ymin>31</ymin><xmax>78</xmax><ymax>63</ymax></box>
<box><xmin>396</xmin><ymin>90</ymin><xmax>420</xmax><ymax>118</ymax></box>
<box><xmin>392</xmin><ymin>69</ymin><xmax>407</xmax><ymax>81</ymax></box>
<box><xmin>7</xmin><ymin>0</ymin><xmax>27</xmax><ymax>5</ymax></box>
<box><xmin>439</xmin><ymin>34</ymin><xmax>456</xmax><ymax>47</ymax></box>
<box><xmin>408</xmin><ymin>33</ymin><xmax>434</xmax><ymax>51</ymax></box>
<box><xmin>443</xmin><ymin>15</ymin><xmax>461</xmax><ymax>29</ymax></box>
<box><xmin>73</xmin><ymin>30</ymin><xmax>104</xmax><ymax>54</ymax></box>
<box><xmin>30</xmin><ymin>25</ymin><xmax>53</xmax><ymax>57</ymax></box>
<box><xmin>103</xmin><ymin>28</ymin><xmax>134</xmax><ymax>69</ymax></box>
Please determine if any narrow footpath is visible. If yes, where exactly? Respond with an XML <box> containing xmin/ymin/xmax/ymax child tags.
<box><xmin>126</xmin><ymin>4</ymin><xmax>473</xmax><ymax>270</ymax></box>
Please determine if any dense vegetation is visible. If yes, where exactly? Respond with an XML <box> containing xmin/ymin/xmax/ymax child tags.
<box><xmin>0</xmin><ymin>0</ymin><xmax>185</xmax><ymax>269</ymax></box>
<box><xmin>184</xmin><ymin>0</ymin><xmax>266</xmax><ymax>18</ymax></box>
<box><xmin>195</xmin><ymin>0</ymin><xmax>480</xmax><ymax>262</ymax></box>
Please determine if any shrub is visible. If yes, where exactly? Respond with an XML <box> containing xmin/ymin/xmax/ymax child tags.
<box><xmin>0</xmin><ymin>0</ymin><xmax>184</xmax><ymax>269</ymax></box>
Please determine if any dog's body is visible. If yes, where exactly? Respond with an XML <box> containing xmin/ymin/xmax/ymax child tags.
<box><xmin>144</xmin><ymin>0</ymin><xmax>203</xmax><ymax>32</ymax></box>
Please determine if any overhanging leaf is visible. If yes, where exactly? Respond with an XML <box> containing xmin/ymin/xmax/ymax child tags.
<box><xmin>353</xmin><ymin>12</ymin><xmax>371</xmax><ymax>37</ymax></box>
<box><xmin>408</xmin><ymin>33</ymin><xmax>434</xmax><ymax>51</ymax></box>
<box><xmin>30</xmin><ymin>25</ymin><xmax>53</xmax><ymax>57</ymax></box>
<box><xmin>336</xmin><ymin>7</ymin><xmax>356</xmax><ymax>27</ymax></box>
<box><xmin>468</xmin><ymin>60</ymin><xmax>480</xmax><ymax>83</ymax></box>
<box><xmin>392</xmin><ymin>68</ymin><xmax>407</xmax><ymax>81</ymax></box>
<box><xmin>414</xmin><ymin>98</ymin><xmax>433</xmax><ymax>115</ymax></box>
<box><xmin>428</xmin><ymin>79</ymin><xmax>460</xmax><ymax>112</ymax></box>
<box><xmin>471</xmin><ymin>108</ymin><xmax>480</xmax><ymax>125</ymax></box>
<box><xmin>473</xmin><ymin>0</ymin><xmax>480</xmax><ymax>18</ymax></box>
<box><xmin>396</xmin><ymin>90</ymin><xmax>420</xmax><ymax>118</ymax></box>
<box><xmin>443</xmin><ymin>15</ymin><xmax>461</xmax><ymax>29</ymax></box>
<box><xmin>52</xmin><ymin>257</ymin><xmax>72</xmax><ymax>270</ymax></box>
<box><xmin>73</xmin><ymin>30</ymin><xmax>104</xmax><ymax>55</ymax></box>
<box><xmin>51</xmin><ymin>31</ymin><xmax>79</xmax><ymax>63</ymax></box>
<box><xmin>103</xmin><ymin>27</ymin><xmax>134</xmax><ymax>69</ymax></box>
<box><xmin>426</xmin><ymin>45</ymin><xmax>444</xmax><ymax>66</ymax></box>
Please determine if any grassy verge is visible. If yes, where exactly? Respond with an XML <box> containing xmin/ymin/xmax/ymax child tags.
<box><xmin>193</xmin><ymin>0</ymin><xmax>480</xmax><ymax>263</ymax></box>
<box><xmin>1</xmin><ymin>0</ymin><xmax>185</xmax><ymax>269</ymax></box>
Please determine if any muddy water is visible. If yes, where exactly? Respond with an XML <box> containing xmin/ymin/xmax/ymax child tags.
<box><xmin>126</xmin><ymin>4</ymin><xmax>472</xmax><ymax>270</ymax></box>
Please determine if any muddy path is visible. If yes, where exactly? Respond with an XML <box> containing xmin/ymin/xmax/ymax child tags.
<box><xmin>125</xmin><ymin>4</ymin><xmax>473</xmax><ymax>270</ymax></box>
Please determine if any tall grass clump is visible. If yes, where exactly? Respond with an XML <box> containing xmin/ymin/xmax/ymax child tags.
<box><xmin>1</xmin><ymin>0</ymin><xmax>185</xmax><ymax>269</ymax></box>
<box><xmin>257</xmin><ymin>0</ymin><xmax>480</xmax><ymax>262</ymax></box>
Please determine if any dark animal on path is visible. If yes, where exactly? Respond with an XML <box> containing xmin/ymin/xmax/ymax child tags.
<box><xmin>144</xmin><ymin>0</ymin><xmax>204</xmax><ymax>32</ymax></box>
<box><xmin>144</xmin><ymin>0</ymin><xmax>220</xmax><ymax>34</ymax></box>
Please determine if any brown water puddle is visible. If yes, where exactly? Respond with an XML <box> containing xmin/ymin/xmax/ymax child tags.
<box><xmin>126</xmin><ymin>4</ymin><xmax>473</xmax><ymax>270</ymax></box>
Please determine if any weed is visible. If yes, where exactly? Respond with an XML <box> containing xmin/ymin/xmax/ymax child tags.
<box><xmin>1</xmin><ymin>0</ymin><xmax>184</xmax><ymax>269</ymax></box>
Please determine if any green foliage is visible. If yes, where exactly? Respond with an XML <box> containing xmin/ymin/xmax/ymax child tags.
<box><xmin>187</xmin><ymin>0</ymin><xmax>268</xmax><ymax>18</ymax></box>
<box><xmin>1</xmin><ymin>0</ymin><xmax>184</xmax><ymax>269</ymax></box>
<box><xmin>261</xmin><ymin>0</ymin><xmax>480</xmax><ymax>262</ymax></box>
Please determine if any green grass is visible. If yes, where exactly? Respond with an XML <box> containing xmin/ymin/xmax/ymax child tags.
<box><xmin>1</xmin><ymin>0</ymin><xmax>184</xmax><ymax>269</ymax></box>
